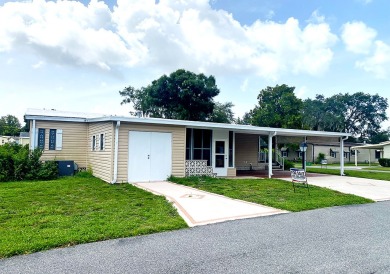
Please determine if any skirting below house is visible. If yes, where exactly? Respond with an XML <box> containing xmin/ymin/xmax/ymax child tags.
<box><xmin>185</xmin><ymin>160</ymin><xmax>216</xmax><ymax>177</ymax></box>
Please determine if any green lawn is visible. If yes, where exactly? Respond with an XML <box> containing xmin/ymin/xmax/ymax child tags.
<box><xmin>169</xmin><ymin>176</ymin><xmax>372</xmax><ymax>212</ymax></box>
<box><xmin>361</xmin><ymin>166</ymin><xmax>390</xmax><ymax>172</ymax></box>
<box><xmin>306</xmin><ymin>167</ymin><xmax>390</xmax><ymax>181</ymax></box>
<box><xmin>0</xmin><ymin>174</ymin><xmax>187</xmax><ymax>258</ymax></box>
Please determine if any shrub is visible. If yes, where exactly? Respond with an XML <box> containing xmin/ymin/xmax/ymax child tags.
<box><xmin>316</xmin><ymin>153</ymin><xmax>326</xmax><ymax>164</ymax></box>
<box><xmin>38</xmin><ymin>161</ymin><xmax>58</xmax><ymax>180</ymax></box>
<box><xmin>0</xmin><ymin>144</ymin><xmax>58</xmax><ymax>182</ymax></box>
<box><xmin>284</xmin><ymin>159</ymin><xmax>295</xmax><ymax>170</ymax></box>
<box><xmin>378</xmin><ymin>158</ymin><xmax>390</xmax><ymax>167</ymax></box>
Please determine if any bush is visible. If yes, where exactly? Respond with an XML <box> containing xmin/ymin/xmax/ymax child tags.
<box><xmin>316</xmin><ymin>153</ymin><xmax>326</xmax><ymax>164</ymax></box>
<box><xmin>0</xmin><ymin>144</ymin><xmax>58</xmax><ymax>182</ymax></box>
<box><xmin>378</xmin><ymin>158</ymin><xmax>390</xmax><ymax>167</ymax></box>
<box><xmin>284</xmin><ymin>159</ymin><xmax>295</xmax><ymax>170</ymax></box>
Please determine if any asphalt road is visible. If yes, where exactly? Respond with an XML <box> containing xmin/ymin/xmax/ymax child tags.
<box><xmin>2</xmin><ymin>201</ymin><xmax>390</xmax><ymax>274</ymax></box>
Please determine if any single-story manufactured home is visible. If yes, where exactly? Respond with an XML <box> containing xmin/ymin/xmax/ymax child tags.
<box><xmin>0</xmin><ymin>132</ymin><xmax>30</xmax><ymax>146</ymax></box>
<box><xmin>351</xmin><ymin>141</ymin><xmax>390</xmax><ymax>166</ymax></box>
<box><xmin>25</xmin><ymin>108</ymin><xmax>351</xmax><ymax>183</ymax></box>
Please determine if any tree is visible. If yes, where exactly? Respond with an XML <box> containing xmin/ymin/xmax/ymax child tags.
<box><xmin>207</xmin><ymin>102</ymin><xmax>235</xmax><ymax>123</ymax></box>
<box><xmin>369</xmin><ymin>128</ymin><xmax>389</xmax><ymax>144</ymax></box>
<box><xmin>119</xmin><ymin>69</ymin><xmax>220</xmax><ymax>121</ymax></box>
<box><xmin>342</xmin><ymin>92</ymin><xmax>388</xmax><ymax>141</ymax></box>
<box><xmin>245</xmin><ymin>84</ymin><xmax>303</xmax><ymax>128</ymax></box>
<box><xmin>0</xmin><ymin>115</ymin><xmax>21</xmax><ymax>136</ymax></box>
<box><xmin>302</xmin><ymin>92</ymin><xmax>388</xmax><ymax>140</ymax></box>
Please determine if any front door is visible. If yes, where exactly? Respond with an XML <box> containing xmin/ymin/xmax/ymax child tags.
<box><xmin>214</xmin><ymin>140</ymin><xmax>227</xmax><ymax>176</ymax></box>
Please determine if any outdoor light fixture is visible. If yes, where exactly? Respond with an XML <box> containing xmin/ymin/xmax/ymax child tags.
<box><xmin>300</xmin><ymin>142</ymin><xmax>308</xmax><ymax>170</ymax></box>
<box><xmin>300</xmin><ymin>142</ymin><xmax>308</xmax><ymax>152</ymax></box>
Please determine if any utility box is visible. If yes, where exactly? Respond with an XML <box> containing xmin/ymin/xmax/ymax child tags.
<box><xmin>56</xmin><ymin>160</ymin><xmax>75</xmax><ymax>176</ymax></box>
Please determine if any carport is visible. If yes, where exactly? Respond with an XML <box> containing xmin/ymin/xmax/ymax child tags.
<box><xmin>351</xmin><ymin>141</ymin><xmax>390</xmax><ymax>166</ymax></box>
<box><xmin>228</xmin><ymin>126</ymin><xmax>351</xmax><ymax>178</ymax></box>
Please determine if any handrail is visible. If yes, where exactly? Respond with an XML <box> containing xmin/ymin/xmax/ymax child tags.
<box><xmin>276</xmin><ymin>151</ymin><xmax>284</xmax><ymax>170</ymax></box>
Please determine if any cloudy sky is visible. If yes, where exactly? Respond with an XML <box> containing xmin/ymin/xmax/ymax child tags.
<box><xmin>1</xmin><ymin>0</ymin><xmax>390</xmax><ymax>128</ymax></box>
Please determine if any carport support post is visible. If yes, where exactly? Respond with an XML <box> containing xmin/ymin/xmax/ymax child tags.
<box><xmin>354</xmin><ymin>149</ymin><xmax>357</xmax><ymax>166</ymax></box>
<box><xmin>268</xmin><ymin>132</ymin><xmax>275</xmax><ymax>178</ymax></box>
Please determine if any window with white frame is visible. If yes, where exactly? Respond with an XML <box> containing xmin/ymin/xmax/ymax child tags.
<box><xmin>91</xmin><ymin>133</ymin><xmax>105</xmax><ymax>151</ymax></box>
<box><xmin>330</xmin><ymin>149</ymin><xmax>337</xmax><ymax>158</ymax></box>
<box><xmin>36</xmin><ymin>128</ymin><xmax>62</xmax><ymax>150</ymax></box>
<box><xmin>344</xmin><ymin>151</ymin><xmax>350</xmax><ymax>158</ymax></box>
<box><xmin>281</xmin><ymin>147</ymin><xmax>289</xmax><ymax>158</ymax></box>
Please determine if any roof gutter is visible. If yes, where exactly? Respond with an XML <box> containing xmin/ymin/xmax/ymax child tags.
<box><xmin>111</xmin><ymin>121</ymin><xmax>120</xmax><ymax>184</ymax></box>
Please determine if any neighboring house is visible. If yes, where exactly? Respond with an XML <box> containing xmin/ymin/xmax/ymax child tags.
<box><xmin>24</xmin><ymin>108</ymin><xmax>350</xmax><ymax>183</ymax></box>
<box><xmin>0</xmin><ymin>135</ymin><xmax>17</xmax><ymax>145</ymax></box>
<box><xmin>0</xmin><ymin>133</ymin><xmax>30</xmax><ymax>146</ymax></box>
<box><xmin>280</xmin><ymin>141</ymin><xmax>377</xmax><ymax>164</ymax></box>
<box><xmin>18</xmin><ymin>132</ymin><xmax>30</xmax><ymax>146</ymax></box>
<box><xmin>351</xmin><ymin>141</ymin><xmax>390</xmax><ymax>165</ymax></box>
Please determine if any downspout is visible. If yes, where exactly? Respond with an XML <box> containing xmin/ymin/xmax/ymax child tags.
<box><xmin>31</xmin><ymin>120</ymin><xmax>36</xmax><ymax>150</ymax></box>
<box><xmin>268</xmin><ymin>131</ymin><xmax>277</xmax><ymax>178</ymax></box>
<box><xmin>340</xmin><ymin>136</ymin><xmax>348</xmax><ymax>176</ymax></box>
<box><xmin>111</xmin><ymin>121</ymin><xmax>120</xmax><ymax>184</ymax></box>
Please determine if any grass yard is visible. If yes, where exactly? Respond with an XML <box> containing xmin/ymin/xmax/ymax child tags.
<box><xmin>0</xmin><ymin>174</ymin><xmax>187</xmax><ymax>258</ymax></box>
<box><xmin>306</xmin><ymin>167</ymin><xmax>390</xmax><ymax>181</ymax></box>
<box><xmin>169</xmin><ymin>176</ymin><xmax>372</xmax><ymax>212</ymax></box>
<box><xmin>361</xmin><ymin>166</ymin><xmax>390</xmax><ymax>172</ymax></box>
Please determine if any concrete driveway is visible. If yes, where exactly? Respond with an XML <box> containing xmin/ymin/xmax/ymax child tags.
<box><xmin>134</xmin><ymin>182</ymin><xmax>287</xmax><ymax>227</ymax></box>
<box><xmin>280</xmin><ymin>175</ymin><xmax>390</xmax><ymax>201</ymax></box>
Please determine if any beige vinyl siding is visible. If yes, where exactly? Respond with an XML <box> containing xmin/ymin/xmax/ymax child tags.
<box><xmin>35</xmin><ymin>121</ymin><xmax>88</xmax><ymax>168</ymax></box>
<box><xmin>87</xmin><ymin>122</ymin><xmax>114</xmax><ymax>183</ymax></box>
<box><xmin>384</xmin><ymin>145</ymin><xmax>390</xmax><ymax>158</ymax></box>
<box><xmin>117</xmin><ymin>123</ymin><xmax>186</xmax><ymax>182</ymax></box>
<box><xmin>235</xmin><ymin>133</ymin><xmax>260</xmax><ymax>169</ymax></box>
<box><xmin>227</xmin><ymin>168</ymin><xmax>236</xmax><ymax>176</ymax></box>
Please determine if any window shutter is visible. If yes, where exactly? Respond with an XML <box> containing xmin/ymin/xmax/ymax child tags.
<box><xmin>49</xmin><ymin>129</ymin><xmax>56</xmax><ymax>150</ymax></box>
<box><xmin>102</xmin><ymin>134</ymin><xmax>105</xmax><ymax>150</ymax></box>
<box><xmin>37</xmin><ymin>128</ymin><xmax>45</xmax><ymax>150</ymax></box>
<box><xmin>95</xmin><ymin>135</ymin><xmax>99</xmax><ymax>151</ymax></box>
<box><xmin>56</xmin><ymin>129</ymin><xmax>63</xmax><ymax>150</ymax></box>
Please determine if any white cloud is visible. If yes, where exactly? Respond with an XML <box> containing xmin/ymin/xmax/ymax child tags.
<box><xmin>356</xmin><ymin>41</ymin><xmax>390</xmax><ymax>78</ymax></box>
<box><xmin>341</xmin><ymin>21</ymin><xmax>377</xmax><ymax>54</ymax></box>
<box><xmin>240</xmin><ymin>78</ymin><xmax>249</xmax><ymax>92</ymax></box>
<box><xmin>295</xmin><ymin>86</ymin><xmax>308</xmax><ymax>99</ymax></box>
<box><xmin>0</xmin><ymin>0</ymin><xmax>338</xmax><ymax>79</ymax></box>
<box><xmin>341</xmin><ymin>21</ymin><xmax>390</xmax><ymax>78</ymax></box>
<box><xmin>32</xmin><ymin>60</ymin><xmax>44</xmax><ymax>69</ymax></box>
<box><xmin>358</xmin><ymin>0</ymin><xmax>373</xmax><ymax>4</ymax></box>
<box><xmin>308</xmin><ymin>10</ymin><xmax>325</xmax><ymax>24</ymax></box>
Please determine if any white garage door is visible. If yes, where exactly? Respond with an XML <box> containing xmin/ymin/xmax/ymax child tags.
<box><xmin>128</xmin><ymin>131</ymin><xmax>172</xmax><ymax>182</ymax></box>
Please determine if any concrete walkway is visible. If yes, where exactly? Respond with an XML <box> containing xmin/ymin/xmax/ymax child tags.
<box><xmin>280</xmin><ymin>175</ymin><xmax>390</xmax><ymax>201</ymax></box>
<box><xmin>134</xmin><ymin>182</ymin><xmax>287</xmax><ymax>227</ymax></box>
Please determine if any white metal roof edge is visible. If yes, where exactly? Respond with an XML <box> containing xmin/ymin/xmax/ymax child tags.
<box><xmin>351</xmin><ymin>143</ymin><xmax>388</xmax><ymax>150</ymax></box>
<box><xmin>24</xmin><ymin>109</ymin><xmax>351</xmax><ymax>138</ymax></box>
<box><xmin>24</xmin><ymin>115</ymin><xmax>87</xmax><ymax>123</ymax></box>
<box><xmin>87</xmin><ymin>116</ymin><xmax>351</xmax><ymax>138</ymax></box>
